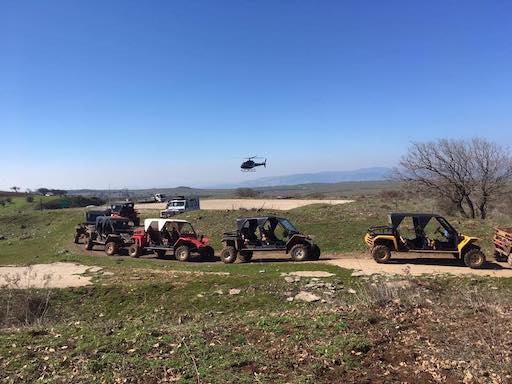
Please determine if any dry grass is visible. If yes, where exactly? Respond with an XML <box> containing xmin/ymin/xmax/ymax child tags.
<box><xmin>0</xmin><ymin>271</ymin><xmax>54</xmax><ymax>327</ymax></box>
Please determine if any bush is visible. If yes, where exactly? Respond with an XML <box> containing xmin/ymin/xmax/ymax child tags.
<box><xmin>236</xmin><ymin>188</ymin><xmax>259</xmax><ymax>198</ymax></box>
<box><xmin>26</xmin><ymin>195</ymin><xmax>34</xmax><ymax>203</ymax></box>
<box><xmin>378</xmin><ymin>190</ymin><xmax>404</xmax><ymax>200</ymax></box>
<box><xmin>305</xmin><ymin>192</ymin><xmax>325</xmax><ymax>199</ymax></box>
<box><xmin>0</xmin><ymin>289</ymin><xmax>54</xmax><ymax>327</ymax></box>
<box><xmin>435</xmin><ymin>197</ymin><xmax>459</xmax><ymax>216</ymax></box>
<box><xmin>41</xmin><ymin>196</ymin><xmax>105</xmax><ymax>210</ymax></box>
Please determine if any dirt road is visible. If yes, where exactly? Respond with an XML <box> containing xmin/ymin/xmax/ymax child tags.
<box><xmin>136</xmin><ymin>198</ymin><xmax>354</xmax><ymax>211</ymax></box>
<box><xmin>2</xmin><ymin>250</ymin><xmax>512</xmax><ymax>289</ymax></box>
<box><xmin>326</xmin><ymin>252</ymin><xmax>512</xmax><ymax>277</ymax></box>
<box><xmin>71</xmin><ymin>241</ymin><xmax>512</xmax><ymax>278</ymax></box>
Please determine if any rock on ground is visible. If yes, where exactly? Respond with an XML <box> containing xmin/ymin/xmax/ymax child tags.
<box><xmin>281</xmin><ymin>271</ymin><xmax>335</xmax><ymax>278</ymax></box>
<box><xmin>294</xmin><ymin>291</ymin><xmax>321</xmax><ymax>302</ymax></box>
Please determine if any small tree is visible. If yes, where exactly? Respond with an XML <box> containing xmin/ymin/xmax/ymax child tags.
<box><xmin>10</xmin><ymin>186</ymin><xmax>20</xmax><ymax>193</ymax></box>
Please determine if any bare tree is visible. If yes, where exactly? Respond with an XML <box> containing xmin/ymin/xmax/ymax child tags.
<box><xmin>470</xmin><ymin>138</ymin><xmax>512</xmax><ymax>219</ymax></box>
<box><xmin>396</xmin><ymin>138</ymin><xmax>512</xmax><ymax>219</ymax></box>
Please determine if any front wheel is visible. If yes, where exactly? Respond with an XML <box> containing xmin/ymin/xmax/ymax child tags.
<box><xmin>372</xmin><ymin>245</ymin><xmax>391</xmax><ymax>263</ymax></box>
<box><xmin>495</xmin><ymin>251</ymin><xmax>507</xmax><ymax>262</ymax></box>
<box><xmin>128</xmin><ymin>244</ymin><xmax>141</xmax><ymax>258</ymax></box>
<box><xmin>105</xmin><ymin>242</ymin><xmax>118</xmax><ymax>256</ymax></box>
<box><xmin>220</xmin><ymin>246</ymin><xmax>237</xmax><ymax>264</ymax></box>
<box><xmin>290</xmin><ymin>243</ymin><xmax>309</xmax><ymax>261</ymax></box>
<box><xmin>85</xmin><ymin>237</ymin><xmax>94</xmax><ymax>251</ymax></box>
<box><xmin>310</xmin><ymin>244</ymin><xmax>321</xmax><ymax>260</ymax></box>
<box><xmin>463</xmin><ymin>248</ymin><xmax>486</xmax><ymax>269</ymax></box>
<box><xmin>175</xmin><ymin>245</ymin><xmax>190</xmax><ymax>262</ymax></box>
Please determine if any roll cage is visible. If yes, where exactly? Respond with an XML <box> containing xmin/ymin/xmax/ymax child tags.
<box><xmin>235</xmin><ymin>216</ymin><xmax>299</xmax><ymax>235</ymax></box>
<box><xmin>95</xmin><ymin>216</ymin><xmax>131</xmax><ymax>236</ymax></box>
<box><xmin>368</xmin><ymin>213</ymin><xmax>461</xmax><ymax>252</ymax></box>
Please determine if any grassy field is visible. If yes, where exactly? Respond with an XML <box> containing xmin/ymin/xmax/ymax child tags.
<box><xmin>1</xmin><ymin>195</ymin><xmax>512</xmax><ymax>382</ymax></box>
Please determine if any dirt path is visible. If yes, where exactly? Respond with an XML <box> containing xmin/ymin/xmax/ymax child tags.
<box><xmin>136</xmin><ymin>198</ymin><xmax>354</xmax><ymax>211</ymax></box>
<box><xmin>325</xmin><ymin>252</ymin><xmax>512</xmax><ymax>277</ymax></box>
<box><xmin>0</xmin><ymin>263</ymin><xmax>105</xmax><ymax>289</ymax></box>
<box><xmin>70</xmin><ymin>239</ymin><xmax>512</xmax><ymax>278</ymax></box>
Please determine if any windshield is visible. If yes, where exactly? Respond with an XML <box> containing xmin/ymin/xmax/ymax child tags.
<box><xmin>178</xmin><ymin>222</ymin><xmax>196</xmax><ymax>235</ymax></box>
<box><xmin>279</xmin><ymin>219</ymin><xmax>298</xmax><ymax>233</ymax></box>
<box><xmin>170</xmin><ymin>201</ymin><xmax>185</xmax><ymax>207</ymax></box>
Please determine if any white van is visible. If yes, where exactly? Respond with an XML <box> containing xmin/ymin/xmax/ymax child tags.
<box><xmin>160</xmin><ymin>197</ymin><xmax>200</xmax><ymax>218</ymax></box>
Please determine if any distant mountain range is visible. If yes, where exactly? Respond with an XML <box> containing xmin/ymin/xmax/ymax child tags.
<box><xmin>66</xmin><ymin>167</ymin><xmax>394</xmax><ymax>199</ymax></box>
<box><xmin>218</xmin><ymin>167</ymin><xmax>392</xmax><ymax>188</ymax></box>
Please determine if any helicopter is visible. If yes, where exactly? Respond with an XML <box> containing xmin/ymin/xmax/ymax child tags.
<box><xmin>240</xmin><ymin>156</ymin><xmax>267</xmax><ymax>172</ymax></box>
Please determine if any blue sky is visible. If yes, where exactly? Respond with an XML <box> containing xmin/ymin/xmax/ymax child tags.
<box><xmin>1</xmin><ymin>0</ymin><xmax>511</xmax><ymax>189</ymax></box>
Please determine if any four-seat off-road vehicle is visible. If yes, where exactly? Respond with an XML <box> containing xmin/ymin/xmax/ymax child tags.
<box><xmin>128</xmin><ymin>218</ymin><xmax>214</xmax><ymax>261</ymax></box>
<box><xmin>74</xmin><ymin>208</ymin><xmax>109</xmax><ymax>244</ymax></box>
<box><xmin>84</xmin><ymin>216</ymin><xmax>133</xmax><ymax>256</ymax></box>
<box><xmin>220</xmin><ymin>216</ymin><xmax>320</xmax><ymax>263</ymax></box>
<box><xmin>364</xmin><ymin>213</ymin><xmax>486</xmax><ymax>268</ymax></box>
<box><xmin>74</xmin><ymin>202</ymin><xmax>140</xmax><ymax>243</ymax></box>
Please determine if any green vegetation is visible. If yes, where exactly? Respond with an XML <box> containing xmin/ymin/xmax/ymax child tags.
<box><xmin>1</xmin><ymin>194</ymin><xmax>512</xmax><ymax>382</ymax></box>
<box><xmin>2</xmin><ymin>266</ymin><xmax>512</xmax><ymax>382</ymax></box>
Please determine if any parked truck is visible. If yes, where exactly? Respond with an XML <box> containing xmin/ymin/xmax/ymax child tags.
<box><xmin>160</xmin><ymin>196</ymin><xmax>200</xmax><ymax>218</ymax></box>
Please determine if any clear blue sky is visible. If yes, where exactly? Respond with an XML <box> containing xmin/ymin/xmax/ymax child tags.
<box><xmin>1</xmin><ymin>0</ymin><xmax>511</xmax><ymax>189</ymax></box>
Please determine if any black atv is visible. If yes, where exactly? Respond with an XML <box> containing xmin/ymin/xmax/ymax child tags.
<box><xmin>220</xmin><ymin>216</ymin><xmax>320</xmax><ymax>263</ymax></box>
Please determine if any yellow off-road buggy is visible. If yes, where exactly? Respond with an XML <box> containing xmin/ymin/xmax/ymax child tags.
<box><xmin>364</xmin><ymin>213</ymin><xmax>485</xmax><ymax>269</ymax></box>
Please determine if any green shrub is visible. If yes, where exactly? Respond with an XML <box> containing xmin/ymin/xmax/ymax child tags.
<box><xmin>41</xmin><ymin>196</ymin><xmax>105</xmax><ymax>210</ymax></box>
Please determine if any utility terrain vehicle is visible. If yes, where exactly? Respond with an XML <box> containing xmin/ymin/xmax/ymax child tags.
<box><xmin>84</xmin><ymin>216</ymin><xmax>133</xmax><ymax>255</ymax></box>
<box><xmin>129</xmin><ymin>218</ymin><xmax>214</xmax><ymax>261</ymax></box>
<box><xmin>364</xmin><ymin>213</ymin><xmax>485</xmax><ymax>268</ymax></box>
<box><xmin>220</xmin><ymin>216</ymin><xmax>320</xmax><ymax>263</ymax></box>
<box><xmin>74</xmin><ymin>202</ymin><xmax>140</xmax><ymax>243</ymax></box>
